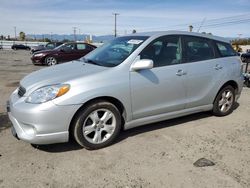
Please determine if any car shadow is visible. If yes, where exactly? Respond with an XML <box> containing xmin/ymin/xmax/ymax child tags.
<box><xmin>0</xmin><ymin>113</ymin><xmax>11</xmax><ymax>133</ymax></box>
<box><xmin>116</xmin><ymin>112</ymin><xmax>211</xmax><ymax>144</ymax></box>
<box><xmin>35</xmin><ymin>112</ymin><xmax>213</xmax><ymax>153</ymax></box>
<box><xmin>31</xmin><ymin>102</ymin><xmax>240</xmax><ymax>153</ymax></box>
<box><xmin>31</xmin><ymin>139</ymin><xmax>82</xmax><ymax>152</ymax></box>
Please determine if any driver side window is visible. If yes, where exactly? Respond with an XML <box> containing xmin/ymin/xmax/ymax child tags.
<box><xmin>63</xmin><ymin>43</ymin><xmax>76</xmax><ymax>51</ymax></box>
<box><xmin>140</xmin><ymin>35</ymin><xmax>182</xmax><ymax>67</ymax></box>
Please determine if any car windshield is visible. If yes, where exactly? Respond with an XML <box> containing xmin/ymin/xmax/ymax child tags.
<box><xmin>82</xmin><ymin>36</ymin><xmax>149</xmax><ymax>67</ymax></box>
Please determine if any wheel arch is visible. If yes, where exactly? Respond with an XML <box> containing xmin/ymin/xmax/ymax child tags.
<box><xmin>213</xmin><ymin>80</ymin><xmax>238</xmax><ymax>104</ymax></box>
<box><xmin>69</xmin><ymin>96</ymin><xmax>127</xmax><ymax>135</ymax></box>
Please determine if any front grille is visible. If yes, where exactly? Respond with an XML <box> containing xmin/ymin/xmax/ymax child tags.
<box><xmin>18</xmin><ymin>86</ymin><xmax>26</xmax><ymax>97</ymax></box>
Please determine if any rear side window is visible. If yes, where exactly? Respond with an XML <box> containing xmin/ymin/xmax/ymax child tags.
<box><xmin>216</xmin><ymin>42</ymin><xmax>237</xmax><ymax>57</ymax></box>
<box><xmin>77</xmin><ymin>44</ymin><xmax>86</xmax><ymax>50</ymax></box>
<box><xmin>184</xmin><ymin>36</ymin><xmax>215</xmax><ymax>62</ymax></box>
<box><xmin>46</xmin><ymin>43</ymin><xmax>55</xmax><ymax>49</ymax></box>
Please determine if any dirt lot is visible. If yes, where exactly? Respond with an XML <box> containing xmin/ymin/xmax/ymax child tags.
<box><xmin>0</xmin><ymin>50</ymin><xmax>249</xmax><ymax>188</ymax></box>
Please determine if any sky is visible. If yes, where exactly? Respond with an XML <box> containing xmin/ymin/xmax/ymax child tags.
<box><xmin>0</xmin><ymin>0</ymin><xmax>250</xmax><ymax>37</ymax></box>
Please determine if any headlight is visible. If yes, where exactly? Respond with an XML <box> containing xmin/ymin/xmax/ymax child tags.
<box><xmin>34</xmin><ymin>53</ymin><xmax>45</xmax><ymax>57</ymax></box>
<box><xmin>25</xmin><ymin>84</ymin><xmax>70</xmax><ymax>104</ymax></box>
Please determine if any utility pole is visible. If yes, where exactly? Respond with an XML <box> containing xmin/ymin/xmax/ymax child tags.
<box><xmin>14</xmin><ymin>26</ymin><xmax>16</xmax><ymax>40</ymax></box>
<box><xmin>79</xmin><ymin>28</ymin><xmax>81</xmax><ymax>40</ymax></box>
<box><xmin>50</xmin><ymin>32</ymin><xmax>53</xmax><ymax>41</ymax></box>
<box><xmin>73</xmin><ymin>27</ymin><xmax>77</xmax><ymax>41</ymax></box>
<box><xmin>113</xmin><ymin>13</ymin><xmax>119</xmax><ymax>37</ymax></box>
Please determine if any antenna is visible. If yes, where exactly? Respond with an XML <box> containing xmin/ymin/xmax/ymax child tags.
<box><xmin>197</xmin><ymin>17</ymin><xmax>206</xmax><ymax>32</ymax></box>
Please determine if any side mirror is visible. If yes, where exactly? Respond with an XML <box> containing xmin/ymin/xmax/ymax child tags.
<box><xmin>131</xmin><ymin>59</ymin><xmax>153</xmax><ymax>71</ymax></box>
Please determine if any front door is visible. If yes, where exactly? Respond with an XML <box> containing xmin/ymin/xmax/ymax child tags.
<box><xmin>59</xmin><ymin>43</ymin><xmax>77</xmax><ymax>62</ymax></box>
<box><xmin>130</xmin><ymin>35</ymin><xmax>187</xmax><ymax>120</ymax></box>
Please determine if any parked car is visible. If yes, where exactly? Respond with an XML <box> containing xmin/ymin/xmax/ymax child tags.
<box><xmin>11</xmin><ymin>44</ymin><xmax>31</xmax><ymax>50</ymax></box>
<box><xmin>31</xmin><ymin>42</ymin><xmax>96</xmax><ymax>66</ymax></box>
<box><xmin>30</xmin><ymin>42</ymin><xmax>63</xmax><ymax>54</ymax></box>
<box><xmin>8</xmin><ymin>31</ymin><xmax>243</xmax><ymax>150</ymax></box>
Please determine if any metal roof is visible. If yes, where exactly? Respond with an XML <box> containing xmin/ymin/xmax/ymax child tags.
<box><xmin>130</xmin><ymin>30</ymin><xmax>230</xmax><ymax>43</ymax></box>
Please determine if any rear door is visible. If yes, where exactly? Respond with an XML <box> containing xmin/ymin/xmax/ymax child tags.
<box><xmin>182</xmin><ymin>35</ymin><xmax>222</xmax><ymax>108</ymax></box>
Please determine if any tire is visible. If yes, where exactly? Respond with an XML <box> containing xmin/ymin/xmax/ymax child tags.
<box><xmin>244</xmin><ymin>79</ymin><xmax>250</xmax><ymax>88</ymax></box>
<box><xmin>72</xmin><ymin>100</ymin><xmax>122</xmax><ymax>150</ymax></box>
<box><xmin>212</xmin><ymin>85</ymin><xmax>235</xmax><ymax>116</ymax></box>
<box><xmin>45</xmin><ymin>56</ymin><xmax>57</xmax><ymax>66</ymax></box>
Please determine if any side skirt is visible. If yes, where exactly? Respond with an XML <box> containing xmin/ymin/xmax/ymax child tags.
<box><xmin>124</xmin><ymin>104</ymin><xmax>213</xmax><ymax>130</ymax></box>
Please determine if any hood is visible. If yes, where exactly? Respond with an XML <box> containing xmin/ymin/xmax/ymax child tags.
<box><xmin>33</xmin><ymin>49</ymin><xmax>54</xmax><ymax>55</ymax></box>
<box><xmin>20</xmin><ymin>60</ymin><xmax>108</xmax><ymax>93</ymax></box>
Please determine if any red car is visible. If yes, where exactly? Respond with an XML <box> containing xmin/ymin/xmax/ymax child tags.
<box><xmin>31</xmin><ymin>42</ymin><xmax>96</xmax><ymax>66</ymax></box>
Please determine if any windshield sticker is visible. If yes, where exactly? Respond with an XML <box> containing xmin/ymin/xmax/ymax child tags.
<box><xmin>127</xmin><ymin>39</ymin><xmax>143</xmax><ymax>45</ymax></box>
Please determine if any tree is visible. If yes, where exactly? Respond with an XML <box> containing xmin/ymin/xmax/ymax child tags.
<box><xmin>44</xmin><ymin>38</ymin><xmax>51</xmax><ymax>42</ymax></box>
<box><xmin>62</xmin><ymin>39</ymin><xmax>71</xmax><ymax>43</ymax></box>
<box><xmin>19</xmin><ymin>31</ymin><xmax>26</xmax><ymax>41</ymax></box>
<box><xmin>189</xmin><ymin>25</ymin><xmax>193</xmax><ymax>32</ymax></box>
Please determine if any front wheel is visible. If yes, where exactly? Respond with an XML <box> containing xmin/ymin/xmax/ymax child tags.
<box><xmin>212</xmin><ymin>85</ymin><xmax>235</xmax><ymax>116</ymax></box>
<box><xmin>72</xmin><ymin>100</ymin><xmax>122</xmax><ymax>150</ymax></box>
<box><xmin>45</xmin><ymin>56</ymin><xmax>57</xmax><ymax>66</ymax></box>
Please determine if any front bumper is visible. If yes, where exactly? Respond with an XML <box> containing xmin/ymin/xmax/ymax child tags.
<box><xmin>31</xmin><ymin>56</ymin><xmax>44</xmax><ymax>65</ymax></box>
<box><xmin>7</xmin><ymin>89</ymin><xmax>81</xmax><ymax>145</ymax></box>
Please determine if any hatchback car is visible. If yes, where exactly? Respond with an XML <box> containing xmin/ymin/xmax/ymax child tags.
<box><xmin>31</xmin><ymin>42</ymin><xmax>96</xmax><ymax>66</ymax></box>
<box><xmin>8</xmin><ymin>31</ymin><xmax>243</xmax><ymax>150</ymax></box>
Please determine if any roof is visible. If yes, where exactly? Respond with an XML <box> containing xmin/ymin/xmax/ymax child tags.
<box><xmin>130</xmin><ymin>30</ymin><xmax>230</xmax><ymax>43</ymax></box>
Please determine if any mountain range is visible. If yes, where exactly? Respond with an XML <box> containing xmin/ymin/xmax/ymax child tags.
<box><xmin>26</xmin><ymin>34</ymin><xmax>115</xmax><ymax>42</ymax></box>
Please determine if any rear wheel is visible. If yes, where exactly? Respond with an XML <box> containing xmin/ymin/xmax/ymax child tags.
<box><xmin>212</xmin><ymin>85</ymin><xmax>235</xmax><ymax>116</ymax></box>
<box><xmin>45</xmin><ymin>56</ymin><xmax>57</xmax><ymax>66</ymax></box>
<box><xmin>72</xmin><ymin>100</ymin><xmax>122</xmax><ymax>150</ymax></box>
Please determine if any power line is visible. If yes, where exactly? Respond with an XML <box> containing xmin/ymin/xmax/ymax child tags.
<box><xmin>126</xmin><ymin>13</ymin><xmax>250</xmax><ymax>32</ymax></box>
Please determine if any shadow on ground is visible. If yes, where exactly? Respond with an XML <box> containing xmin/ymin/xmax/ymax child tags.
<box><xmin>0</xmin><ymin>113</ymin><xmax>11</xmax><ymax>133</ymax></box>
<box><xmin>36</xmin><ymin>112</ymin><xmax>213</xmax><ymax>153</ymax></box>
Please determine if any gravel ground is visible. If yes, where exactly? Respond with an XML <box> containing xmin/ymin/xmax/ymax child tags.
<box><xmin>0</xmin><ymin>50</ymin><xmax>249</xmax><ymax>188</ymax></box>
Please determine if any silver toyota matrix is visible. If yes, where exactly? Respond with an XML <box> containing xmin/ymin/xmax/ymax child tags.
<box><xmin>7</xmin><ymin>31</ymin><xmax>243</xmax><ymax>149</ymax></box>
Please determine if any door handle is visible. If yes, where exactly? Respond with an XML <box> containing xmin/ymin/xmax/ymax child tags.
<box><xmin>214</xmin><ymin>64</ymin><xmax>223</xmax><ymax>70</ymax></box>
<box><xmin>176</xmin><ymin>69</ymin><xmax>185</xmax><ymax>76</ymax></box>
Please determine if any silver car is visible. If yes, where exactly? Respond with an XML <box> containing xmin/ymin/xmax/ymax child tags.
<box><xmin>8</xmin><ymin>31</ymin><xmax>243</xmax><ymax>149</ymax></box>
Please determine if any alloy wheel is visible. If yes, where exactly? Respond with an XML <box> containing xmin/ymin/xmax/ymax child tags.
<box><xmin>218</xmin><ymin>89</ymin><xmax>233</xmax><ymax>113</ymax></box>
<box><xmin>82</xmin><ymin>109</ymin><xmax>116</xmax><ymax>144</ymax></box>
<box><xmin>46</xmin><ymin>57</ymin><xmax>57</xmax><ymax>66</ymax></box>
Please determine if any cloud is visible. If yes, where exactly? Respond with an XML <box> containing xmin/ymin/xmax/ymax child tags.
<box><xmin>0</xmin><ymin>0</ymin><xmax>249</xmax><ymax>37</ymax></box>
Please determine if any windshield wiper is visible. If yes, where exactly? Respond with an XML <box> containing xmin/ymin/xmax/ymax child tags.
<box><xmin>83</xmin><ymin>58</ymin><xmax>100</xmax><ymax>66</ymax></box>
